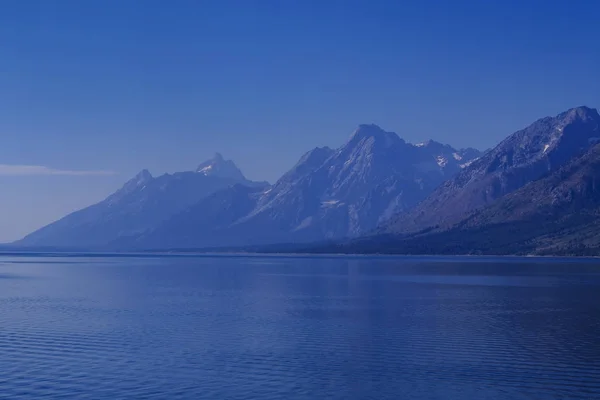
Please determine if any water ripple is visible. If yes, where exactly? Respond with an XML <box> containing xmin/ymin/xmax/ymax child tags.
<box><xmin>0</xmin><ymin>255</ymin><xmax>598</xmax><ymax>399</ymax></box>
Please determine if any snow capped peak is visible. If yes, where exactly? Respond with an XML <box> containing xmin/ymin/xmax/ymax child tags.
<box><xmin>196</xmin><ymin>153</ymin><xmax>246</xmax><ymax>181</ymax></box>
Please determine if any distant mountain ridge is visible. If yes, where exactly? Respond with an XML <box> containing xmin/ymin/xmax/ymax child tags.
<box><xmin>22</xmin><ymin>107</ymin><xmax>600</xmax><ymax>255</ymax></box>
<box><xmin>17</xmin><ymin>155</ymin><xmax>265</xmax><ymax>248</ymax></box>
<box><xmin>121</xmin><ymin>124</ymin><xmax>481</xmax><ymax>249</ymax></box>
<box><xmin>196</xmin><ymin>153</ymin><xmax>247</xmax><ymax>181</ymax></box>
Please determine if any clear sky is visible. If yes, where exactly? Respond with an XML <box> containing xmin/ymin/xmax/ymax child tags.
<box><xmin>0</xmin><ymin>0</ymin><xmax>599</xmax><ymax>242</ymax></box>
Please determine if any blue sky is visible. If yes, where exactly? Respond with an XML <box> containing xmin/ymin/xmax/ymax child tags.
<box><xmin>0</xmin><ymin>0</ymin><xmax>599</xmax><ymax>242</ymax></box>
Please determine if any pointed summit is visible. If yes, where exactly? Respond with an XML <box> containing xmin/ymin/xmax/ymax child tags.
<box><xmin>558</xmin><ymin>106</ymin><xmax>600</xmax><ymax>123</ymax></box>
<box><xmin>347</xmin><ymin>124</ymin><xmax>403</xmax><ymax>148</ymax></box>
<box><xmin>196</xmin><ymin>153</ymin><xmax>246</xmax><ymax>181</ymax></box>
<box><xmin>382</xmin><ymin>105</ymin><xmax>600</xmax><ymax>236</ymax></box>
<box><xmin>136</xmin><ymin>169</ymin><xmax>153</xmax><ymax>182</ymax></box>
<box><xmin>124</xmin><ymin>169</ymin><xmax>153</xmax><ymax>188</ymax></box>
<box><xmin>350</xmin><ymin>124</ymin><xmax>386</xmax><ymax>138</ymax></box>
<box><xmin>350</xmin><ymin>124</ymin><xmax>398</xmax><ymax>140</ymax></box>
<box><xmin>110</xmin><ymin>169</ymin><xmax>154</xmax><ymax>201</ymax></box>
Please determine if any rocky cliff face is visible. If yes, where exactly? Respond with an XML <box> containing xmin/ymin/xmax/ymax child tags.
<box><xmin>380</xmin><ymin>106</ymin><xmax>600</xmax><ymax>234</ymax></box>
<box><xmin>127</xmin><ymin>124</ymin><xmax>480</xmax><ymax>249</ymax></box>
<box><xmin>340</xmin><ymin>142</ymin><xmax>600</xmax><ymax>256</ymax></box>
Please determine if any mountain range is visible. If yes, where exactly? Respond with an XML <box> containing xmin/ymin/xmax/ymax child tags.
<box><xmin>379</xmin><ymin>106</ymin><xmax>600</xmax><ymax>234</ymax></box>
<box><xmin>17</xmin><ymin>154</ymin><xmax>267</xmax><ymax>248</ymax></box>
<box><xmin>16</xmin><ymin>106</ymin><xmax>600</xmax><ymax>255</ymax></box>
<box><xmin>121</xmin><ymin>124</ymin><xmax>481</xmax><ymax>249</ymax></box>
<box><xmin>18</xmin><ymin>124</ymin><xmax>480</xmax><ymax>249</ymax></box>
<box><xmin>326</xmin><ymin>106</ymin><xmax>600</xmax><ymax>255</ymax></box>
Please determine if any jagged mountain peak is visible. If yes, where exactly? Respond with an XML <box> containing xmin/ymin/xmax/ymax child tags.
<box><xmin>196</xmin><ymin>153</ymin><xmax>246</xmax><ymax>181</ymax></box>
<box><xmin>557</xmin><ymin>106</ymin><xmax>600</xmax><ymax>123</ymax></box>
<box><xmin>352</xmin><ymin>123</ymin><xmax>386</xmax><ymax>135</ymax></box>
<box><xmin>459</xmin><ymin>146</ymin><xmax>481</xmax><ymax>154</ymax></box>
<box><xmin>133</xmin><ymin>169</ymin><xmax>153</xmax><ymax>183</ymax></box>
<box><xmin>492</xmin><ymin>105</ymin><xmax>600</xmax><ymax>166</ymax></box>
<box><xmin>347</xmin><ymin>124</ymin><xmax>403</xmax><ymax>148</ymax></box>
<box><xmin>455</xmin><ymin>148</ymin><xmax>482</xmax><ymax>165</ymax></box>
<box><xmin>118</xmin><ymin>169</ymin><xmax>153</xmax><ymax>194</ymax></box>
<box><xmin>381</xmin><ymin>106</ymin><xmax>600</xmax><ymax>235</ymax></box>
<box><xmin>18</xmin><ymin>118</ymin><xmax>481</xmax><ymax>250</ymax></box>
<box><xmin>414</xmin><ymin>139</ymin><xmax>454</xmax><ymax>151</ymax></box>
<box><xmin>18</xmin><ymin>157</ymin><xmax>262</xmax><ymax>248</ymax></box>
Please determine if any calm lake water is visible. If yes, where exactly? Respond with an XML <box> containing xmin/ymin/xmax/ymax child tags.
<box><xmin>0</xmin><ymin>254</ymin><xmax>599</xmax><ymax>399</ymax></box>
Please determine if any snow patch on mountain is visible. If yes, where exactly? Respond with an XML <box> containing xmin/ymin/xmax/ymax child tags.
<box><xmin>321</xmin><ymin>199</ymin><xmax>343</xmax><ymax>207</ymax></box>
<box><xmin>196</xmin><ymin>153</ymin><xmax>247</xmax><ymax>181</ymax></box>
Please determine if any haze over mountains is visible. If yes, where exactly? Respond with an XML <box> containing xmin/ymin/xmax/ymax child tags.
<box><xmin>18</xmin><ymin>154</ymin><xmax>266</xmax><ymax>248</ymax></box>
<box><xmin>17</xmin><ymin>106</ymin><xmax>600</xmax><ymax>255</ymax></box>
<box><xmin>381</xmin><ymin>106</ymin><xmax>600</xmax><ymax>233</ymax></box>
<box><xmin>123</xmin><ymin>124</ymin><xmax>480</xmax><ymax>249</ymax></box>
<box><xmin>18</xmin><ymin>124</ymin><xmax>480</xmax><ymax>249</ymax></box>
<box><xmin>339</xmin><ymin>106</ymin><xmax>600</xmax><ymax>255</ymax></box>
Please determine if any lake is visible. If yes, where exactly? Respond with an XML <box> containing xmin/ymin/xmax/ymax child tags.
<box><xmin>0</xmin><ymin>254</ymin><xmax>599</xmax><ymax>399</ymax></box>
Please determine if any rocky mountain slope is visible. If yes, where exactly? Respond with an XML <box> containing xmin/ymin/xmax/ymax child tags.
<box><xmin>125</xmin><ymin>124</ymin><xmax>480</xmax><ymax>249</ymax></box>
<box><xmin>17</xmin><ymin>154</ymin><xmax>263</xmax><ymax>248</ymax></box>
<box><xmin>335</xmin><ymin>140</ymin><xmax>600</xmax><ymax>256</ymax></box>
<box><xmin>20</xmin><ymin>106</ymin><xmax>600</xmax><ymax>255</ymax></box>
<box><xmin>379</xmin><ymin>106</ymin><xmax>600</xmax><ymax>234</ymax></box>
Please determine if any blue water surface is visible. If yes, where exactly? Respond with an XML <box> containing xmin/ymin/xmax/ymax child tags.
<box><xmin>0</xmin><ymin>254</ymin><xmax>599</xmax><ymax>399</ymax></box>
